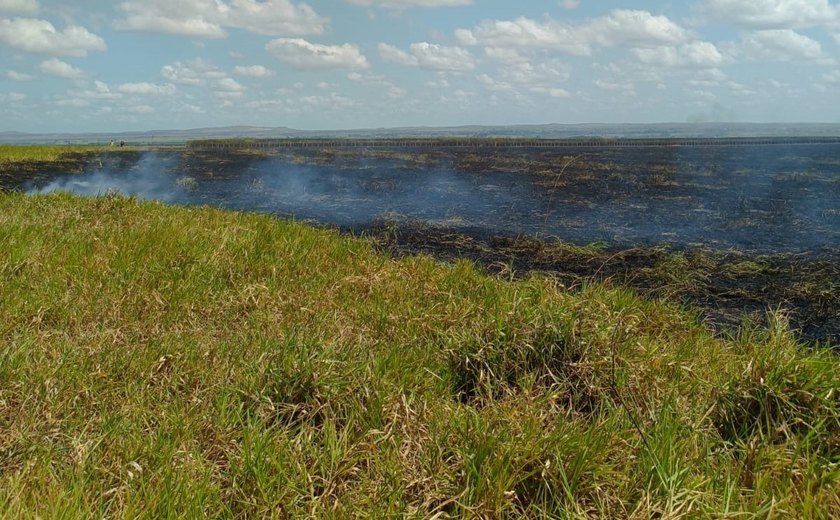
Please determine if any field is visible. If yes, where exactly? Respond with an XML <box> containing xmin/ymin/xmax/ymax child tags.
<box><xmin>5</xmin><ymin>144</ymin><xmax>840</xmax><ymax>345</ymax></box>
<box><xmin>1</xmin><ymin>145</ymin><xmax>839</xmax><ymax>517</ymax></box>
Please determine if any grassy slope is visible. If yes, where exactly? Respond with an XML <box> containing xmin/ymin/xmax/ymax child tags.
<box><xmin>1</xmin><ymin>192</ymin><xmax>838</xmax><ymax>518</ymax></box>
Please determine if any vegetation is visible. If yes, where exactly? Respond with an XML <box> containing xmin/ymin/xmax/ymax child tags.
<box><xmin>1</xmin><ymin>192</ymin><xmax>838</xmax><ymax>518</ymax></box>
<box><xmin>0</xmin><ymin>146</ymin><xmax>144</xmax><ymax>191</ymax></box>
<box><xmin>0</xmin><ymin>145</ymin><xmax>105</xmax><ymax>164</ymax></box>
<box><xmin>376</xmin><ymin>227</ymin><xmax>840</xmax><ymax>345</ymax></box>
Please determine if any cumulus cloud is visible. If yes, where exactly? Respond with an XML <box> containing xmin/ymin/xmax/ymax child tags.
<box><xmin>4</xmin><ymin>69</ymin><xmax>32</xmax><ymax>80</ymax></box>
<box><xmin>585</xmin><ymin>10</ymin><xmax>688</xmax><ymax>47</ymax></box>
<box><xmin>501</xmin><ymin>59</ymin><xmax>570</xmax><ymax>85</ymax></box>
<box><xmin>477</xmin><ymin>56</ymin><xmax>571</xmax><ymax>100</ymax></box>
<box><xmin>0</xmin><ymin>0</ymin><xmax>39</xmax><ymax>14</ymax></box>
<box><xmin>161</xmin><ymin>58</ymin><xmax>225</xmax><ymax>85</ymax></box>
<box><xmin>86</xmin><ymin>81</ymin><xmax>122</xmax><ymax>100</ymax></box>
<box><xmin>39</xmin><ymin>58</ymin><xmax>85</xmax><ymax>79</ymax></box>
<box><xmin>215</xmin><ymin>77</ymin><xmax>245</xmax><ymax>92</ymax></box>
<box><xmin>266</xmin><ymin>38</ymin><xmax>369</xmax><ymax>70</ymax></box>
<box><xmin>56</xmin><ymin>81</ymin><xmax>123</xmax><ymax>105</ymax></box>
<box><xmin>455</xmin><ymin>17</ymin><xmax>590</xmax><ymax>55</ymax></box>
<box><xmin>378</xmin><ymin>42</ymin><xmax>475</xmax><ymax>71</ymax></box>
<box><xmin>115</xmin><ymin>0</ymin><xmax>328</xmax><ymax>38</ymax></box>
<box><xmin>234</xmin><ymin>65</ymin><xmax>273</xmax><ymax>77</ymax></box>
<box><xmin>483</xmin><ymin>47</ymin><xmax>527</xmax><ymax>64</ymax></box>
<box><xmin>347</xmin><ymin>71</ymin><xmax>404</xmax><ymax>97</ymax></box>
<box><xmin>347</xmin><ymin>0</ymin><xmax>471</xmax><ymax>7</ymax></box>
<box><xmin>633</xmin><ymin>41</ymin><xmax>727</xmax><ymax>68</ymax></box>
<box><xmin>739</xmin><ymin>29</ymin><xmax>829</xmax><ymax>62</ymax></box>
<box><xmin>116</xmin><ymin>82</ymin><xmax>177</xmax><ymax>95</ymax></box>
<box><xmin>0</xmin><ymin>18</ymin><xmax>106</xmax><ymax>56</ymax></box>
<box><xmin>697</xmin><ymin>0</ymin><xmax>839</xmax><ymax>29</ymax></box>
<box><xmin>208</xmin><ymin>77</ymin><xmax>246</xmax><ymax>99</ymax></box>
<box><xmin>456</xmin><ymin>9</ymin><xmax>687</xmax><ymax>55</ymax></box>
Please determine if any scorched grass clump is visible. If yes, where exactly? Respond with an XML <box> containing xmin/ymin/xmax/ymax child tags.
<box><xmin>0</xmin><ymin>192</ymin><xmax>838</xmax><ymax>518</ymax></box>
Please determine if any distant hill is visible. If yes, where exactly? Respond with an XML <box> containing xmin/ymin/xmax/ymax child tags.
<box><xmin>2</xmin><ymin>123</ymin><xmax>840</xmax><ymax>145</ymax></box>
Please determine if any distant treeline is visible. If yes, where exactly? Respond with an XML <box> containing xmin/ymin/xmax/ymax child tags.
<box><xmin>188</xmin><ymin>136</ymin><xmax>840</xmax><ymax>150</ymax></box>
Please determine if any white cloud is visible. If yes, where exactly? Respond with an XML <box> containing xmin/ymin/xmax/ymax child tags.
<box><xmin>387</xmin><ymin>86</ymin><xmax>405</xmax><ymax>98</ymax></box>
<box><xmin>585</xmin><ymin>10</ymin><xmax>688</xmax><ymax>47</ymax></box>
<box><xmin>212</xmin><ymin>78</ymin><xmax>245</xmax><ymax>100</ymax></box>
<box><xmin>476</xmin><ymin>73</ymin><xmax>513</xmax><ymax>92</ymax></box>
<box><xmin>501</xmin><ymin>59</ymin><xmax>570</xmax><ymax>85</ymax></box>
<box><xmin>125</xmin><ymin>104</ymin><xmax>155</xmax><ymax>114</ymax></box>
<box><xmin>594</xmin><ymin>79</ymin><xmax>636</xmax><ymax>93</ymax></box>
<box><xmin>59</xmin><ymin>81</ymin><xmax>123</xmax><ymax>104</ymax></box>
<box><xmin>116</xmin><ymin>82</ymin><xmax>177</xmax><ymax>95</ymax></box>
<box><xmin>347</xmin><ymin>0</ymin><xmax>470</xmax><ymax>7</ymax></box>
<box><xmin>234</xmin><ymin>65</ymin><xmax>273</xmax><ymax>77</ymax></box>
<box><xmin>115</xmin><ymin>0</ymin><xmax>328</xmax><ymax>38</ymax></box>
<box><xmin>739</xmin><ymin>29</ymin><xmax>829</xmax><ymax>62</ymax></box>
<box><xmin>215</xmin><ymin>77</ymin><xmax>245</xmax><ymax>92</ymax></box>
<box><xmin>698</xmin><ymin>0</ymin><xmax>839</xmax><ymax>29</ymax></box>
<box><xmin>425</xmin><ymin>77</ymin><xmax>450</xmax><ymax>88</ymax></box>
<box><xmin>54</xmin><ymin>98</ymin><xmax>90</xmax><ymax>108</ymax></box>
<box><xmin>477</xmin><ymin>57</ymin><xmax>572</xmax><ymax>100</ymax></box>
<box><xmin>296</xmin><ymin>92</ymin><xmax>357</xmax><ymax>111</ymax></box>
<box><xmin>633</xmin><ymin>41</ymin><xmax>726</xmax><ymax>68</ymax></box>
<box><xmin>0</xmin><ymin>91</ymin><xmax>25</xmax><ymax>102</ymax></box>
<box><xmin>823</xmin><ymin>70</ymin><xmax>840</xmax><ymax>84</ymax></box>
<box><xmin>378</xmin><ymin>42</ymin><xmax>475</xmax><ymax>71</ymax></box>
<box><xmin>4</xmin><ymin>69</ymin><xmax>32</xmax><ymax>80</ymax></box>
<box><xmin>0</xmin><ymin>0</ymin><xmax>39</xmax><ymax>14</ymax></box>
<box><xmin>39</xmin><ymin>58</ymin><xmax>85</xmax><ymax>79</ymax></box>
<box><xmin>161</xmin><ymin>58</ymin><xmax>225</xmax><ymax>85</ymax></box>
<box><xmin>559</xmin><ymin>0</ymin><xmax>579</xmax><ymax>8</ymax></box>
<box><xmin>687</xmin><ymin>68</ymin><xmax>729</xmax><ymax>87</ymax></box>
<box><xmin>211</xmin><ymin>77</ymin><xmax>246</xmax><ymax>99</ymax></box>
<box><xmin>483</xmin><ymin>47</ymin><xmax>527</xmax><ymax>64</ymax></box>
<box><xmin>0</xmin><ymin>18</ymin><xmax>105</xmax><ymax>56</ymax></box>
<box><xmin>456</xmin><ymin>17</ymin><xmax>590</xmax><ymax>55</ymax></box>
<box><xmin>347</xmin><ymin>71</ymin><xmax>403</xmax><ymax>97</ymax></box>
<box><xmin>348</xmin><ymin>71</ymin><xmax>390</xmax><ymax>86</ymax></box>
<box><xmin>726</xmin><ymin>81</ymin><xmax>757</xmax><ymax>96</ymax></box>
<box><xmin>456</xmin><ymin>9</ymin><xmax>687</xmax><ymax>55</ymax></box>
<box><xmin>377</xmin><ymin>43</ymin><xmax>413</xmax><ymax>64</ymax></box>
<box><xmin>266</xmin><ymin>38</ymin><xmax>369</xmax><ymax>70</ymax></box>
<box><xmin>546</xmin><ymin>88</ymin><xmax>571</xmax><ymax>98</ymax></box>
<box><xmin>89</xmin><ymin>81</ymin><xmax>120</xmax><ymax>99</ymax></box>
<box><xmin>173</xmin><ymin>102</ymin><xmax>204</xmax><ymax>114</ymax></box>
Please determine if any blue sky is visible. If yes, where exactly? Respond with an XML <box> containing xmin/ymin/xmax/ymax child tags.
<box><xmin>1</xmin><ymin>0</ymin><xmax>839</xmax><ymax>132</ymax></box>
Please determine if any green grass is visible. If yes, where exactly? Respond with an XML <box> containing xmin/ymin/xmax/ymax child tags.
<box><xmin>0</xmin><ymin>145</ymin><xmax>105</xmax><ymax>164</ymax></box>
<box><xmin>1</xmin><ymin>192</ymin><xmax>838</xmax><ymax>518</ymax></box>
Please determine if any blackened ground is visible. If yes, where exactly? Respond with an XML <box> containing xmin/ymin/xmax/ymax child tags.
<box><xmin>8</xmin><ymin>147</ymin><xmax>840</xmax><ymax>346</ymax></box>
<box><xmin>366</xmin><ymin>220</ymin><xmax>840</xmax><ymax>347</ymax></box>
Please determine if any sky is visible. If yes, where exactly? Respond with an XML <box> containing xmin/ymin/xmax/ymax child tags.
<box><xmin>1</xmin><ymin>0</ymin><xmax>840</xmax><ymax>133</ymax></box>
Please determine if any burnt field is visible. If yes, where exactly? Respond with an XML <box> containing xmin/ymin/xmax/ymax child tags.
<box><xmin>4</xmin><ymin>143</ymin><xmax>840</xmax><ymax>344</ymax></box>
